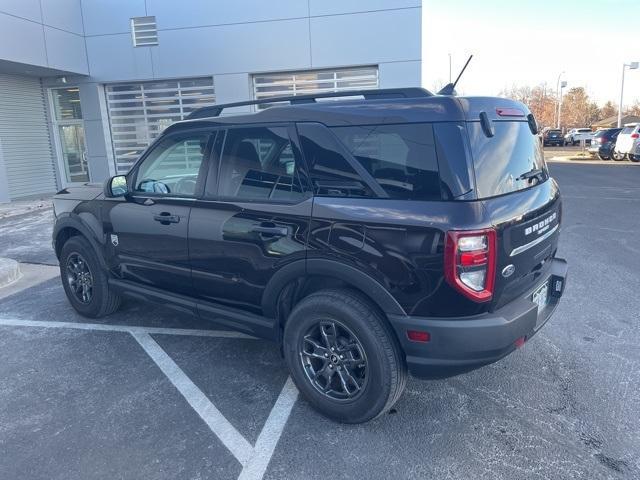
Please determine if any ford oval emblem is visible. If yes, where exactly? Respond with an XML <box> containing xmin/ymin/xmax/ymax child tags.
<box><xmin>502</xmin><ymin>264</ymin><xmax>515</xmax><ymax>278</ymax></box>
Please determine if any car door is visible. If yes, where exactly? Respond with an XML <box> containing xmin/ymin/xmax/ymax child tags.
<box><xmin>188</xmin><ymin>124</ymin><xmax>312</xmax><ymax>329</ymax></box>
<box><xmin>103</xmin><ymin>129</ymin><xmax>213</xmax><ymax>295</ymax></box>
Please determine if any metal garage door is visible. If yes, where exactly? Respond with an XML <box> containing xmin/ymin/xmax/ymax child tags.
<box><xmin>0</xmin><ymin>74</ymin><xmax>57</xmax><ymax>199</ymax></box>
<box><xmin>105</xmin><ymin>78</ymin><xmax>215</xmax><ymax>174</ymax></box>
<box><xmin>253</xmin><ymin>66</ymin><xmax>378</xmax><ymax>109</ymax></box>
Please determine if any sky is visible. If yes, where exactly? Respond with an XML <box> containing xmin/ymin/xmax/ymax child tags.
<box><xmin>421</xmin><ymin>0</ymin><xmax>640</xmax><ymax>108</ymax></box>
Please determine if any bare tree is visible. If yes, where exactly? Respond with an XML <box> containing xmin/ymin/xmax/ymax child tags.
<box><xmin>599</xmin><ymin>101</ymin><xmax>617</xmax><ymax>119</ymax></box>
<box><xmin>499</xmin><ymin>84</ymin><xmax>557</xmax><ymax>128</ymax></box>
<box><xmin>560</xmin><ymin>87</ymin><xmax>600</xmax><ymax>128</ymax></box>
<box><xmin>625</xmin><ymin>100</ymin><xmax>640</xmax><ymax>117</ymax></box>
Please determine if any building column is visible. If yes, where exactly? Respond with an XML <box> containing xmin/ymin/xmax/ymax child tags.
<box><xmin>78</xmin><ymin>83</ymin><xmax>116</xmax><ymax>181</ymax></box>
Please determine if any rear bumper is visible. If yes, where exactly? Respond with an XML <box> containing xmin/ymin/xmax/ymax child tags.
<box><xmin>388</xmin><ymin>257</ymin><xmax>568</xmax><ymax>379</ymax></box>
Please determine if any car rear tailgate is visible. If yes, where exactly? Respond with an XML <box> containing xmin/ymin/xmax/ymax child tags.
<box><xmin>482</xmin><ymin>179</ymin><xmax>562</xmax><ymax>309</ymax></box>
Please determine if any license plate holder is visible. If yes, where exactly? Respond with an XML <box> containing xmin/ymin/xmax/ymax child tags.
<box><xmin>532</xmin><ymin>281</ymin><xmax>549</xmax><ymax>314</ymax></box>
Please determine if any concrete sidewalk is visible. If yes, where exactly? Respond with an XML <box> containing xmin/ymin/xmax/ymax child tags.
<box><xmin>0</xmin><ymin>196</ymin><xmax>52</xmax><ymax>220</ymax></box>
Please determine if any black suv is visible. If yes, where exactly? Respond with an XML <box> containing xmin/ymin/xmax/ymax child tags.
<box><xmin>588</xmin><ymin>127</ymin><xmax>623</xmax><ymax>160</ymax></box>
<box><xmin>542</xmin><ymin>129</ymin><xmax>564</xmax><ymax>147</ymax></box>
<box><xmin>52</xmin><ymin>88</ymin><xmax>567</xmax><ymax>423</ymax></box>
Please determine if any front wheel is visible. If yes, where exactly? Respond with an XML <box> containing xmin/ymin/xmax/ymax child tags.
<box><xmin>283</xmin><ymin>289</ymin><xmax>407</xmax><ymax>423</ymax></box>
<box><xmin>630</xmin><ymin>154</ymin><xmax>640</xmax><ymax>163</ymax></box>
<box><xmin>60</xmin><ymin>236</ymin><xmax>121</xmax><ymax>318</ymax></box>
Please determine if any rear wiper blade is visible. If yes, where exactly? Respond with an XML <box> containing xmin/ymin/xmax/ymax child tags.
<box><xmin>518</xmin><ymin>168</ymin><xmax>545</xmax><ymax>181</ymax></box>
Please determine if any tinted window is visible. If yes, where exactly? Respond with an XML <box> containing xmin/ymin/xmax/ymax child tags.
<box><xmin>468</xmin><ymin>121</ymin><xmax>548</xmax><ymax>199</ymax></box>
<box><xmin>331</xmin><ymin>123</ymin><xmax>441</xmax><ymax>201</ymax></box>
<box><xmin>217</xmin><ymin>126</ymin><xmax>304</xmax><ymax>202</ymax></box>
<box><xmin>134</xmin><ymin>132</ymin><xmax>209</xmax><ymax>196</ymax></box>
<box><xmin>298</xmin><ymin>123</ymin><xmax>374</xmax><ymax>198</ymax></box>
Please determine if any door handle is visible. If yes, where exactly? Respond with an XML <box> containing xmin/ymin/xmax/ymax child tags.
<box><xmin>153</xmin><ymin>212</ymin><xmax>180</xmax><ymax>224</ymax></box>
<box><xmin>250</xmin><ymin>224</ymin><xmax>288</xmax><ymax>237</ymax></box>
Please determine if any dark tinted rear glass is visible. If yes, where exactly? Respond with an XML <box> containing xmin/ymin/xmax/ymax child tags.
<box><xmin>468</xmin><ymin>121</ymin><xmax>548</xmax><ymax>198</ymax></box>
<box><xmin>331</xmin><ymin>123</ymin><xmax>441</xmax><ymax>201</ymax></box>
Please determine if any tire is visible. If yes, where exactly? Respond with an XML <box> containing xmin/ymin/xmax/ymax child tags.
<box><xmin>59</xmin><ymin>236</ymin><xmax>121</xmax><ymax>318</ymax></box>
<box><xmin>597</xmin><ymin>153</ymin><xmax>611</xmax><ymax>161</ymax></box>
<box><xmin>630</xmin><ymin>154</ymin><xmax>640</xmax><ymax>163</ymax></box>
<box><xmin>283</xmin><ymin>289</ymin><xmax>407</xmax><ymax>424</ymax></box>
<box><xmin>612</xmin><ymin>150</ymin><xmax>625</xmax><ymax>161</ymax></box>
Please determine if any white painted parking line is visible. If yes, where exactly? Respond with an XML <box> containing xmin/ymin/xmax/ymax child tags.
<box><xmin>0</xmin><ymin>317</ymin><xmax>256</xmax><ymax>339</ymax></box>
<box><xmin>239</xmin><ymin>376</ymin><xmax>299</xmax><ymax>480</ymax></box>
<box><xmin>0</xmin><ymin>316</ymin><xmax>298</xmax><ymax>480</ymax></box>
<box><xmin>132</xmin><ymin>332</ymin><xmax>255</xmax><ymax>465</ymax></box>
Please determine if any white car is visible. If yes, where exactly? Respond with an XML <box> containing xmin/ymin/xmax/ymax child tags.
<box><xmin>564</xmin><ymin>128</ymin><xmax>594</xmax><ymax>146</ymax></box>
<box><xmin>614</xmin><ymin>123</ymin><xmax>640</xmax><ymax>162</ymax></box>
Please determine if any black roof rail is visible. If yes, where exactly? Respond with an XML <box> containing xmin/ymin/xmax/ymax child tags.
<box><xmin>186</xmin><ymin>87</ymin><xmax>432</xmax><ymax>119</ymax></box>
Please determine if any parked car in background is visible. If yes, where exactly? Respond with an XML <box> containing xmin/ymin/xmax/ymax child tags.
<box><xmin>564</xmin><ymin>128</ymin><xmax>593</xmax><ymax>146</ymax></box>
<box><xmin>588</xmin><ymin>128</ymin><xmax>623</xmax><ymax>160</ymax></box>
<box><xmin>543</xmin><ymin>129</ymin><xmax>564</xmax><ymax>147</ymax></box>
<box><xmin>614</xmin><ymin>123</ymin><xmax>640</xmax><ymax>162</ymax></box>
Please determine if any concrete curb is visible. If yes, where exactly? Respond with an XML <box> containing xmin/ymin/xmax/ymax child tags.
<box><xmin>0</xmin><ymin>258</ymin><xmax>21</xmax><ymax>288</ymax></box>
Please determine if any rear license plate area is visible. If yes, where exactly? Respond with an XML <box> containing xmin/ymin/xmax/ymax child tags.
<box><xmin>532</xmin><ymin>281</ymin><xmax>549</xmax><ymax>314</ymax></box>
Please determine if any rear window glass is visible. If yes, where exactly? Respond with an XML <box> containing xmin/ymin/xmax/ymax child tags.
<box><xmin>468</xmin><ymin>121</ymin><xmax>548</xmax><ymax>199</ymax></box>
<box><xmin>621</xmin><ymin>126</ymin><xmax>636</xmax><ymax>134</ymax></box>
<box><xmin>331</xmin><ymin>123</ymin><xmax>441</xmax><ymax>201</ymax></box>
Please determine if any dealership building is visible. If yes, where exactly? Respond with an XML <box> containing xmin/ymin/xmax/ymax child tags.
<box><xmin>0</xmin><ymin>0</ymin><xmax>422</xmax><ymax>202</ymax></box>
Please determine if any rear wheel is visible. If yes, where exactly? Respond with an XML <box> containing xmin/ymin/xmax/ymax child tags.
<box><xmin>597</xmin><ymin>153</ymin><xmax>611</xmax><ymax>161</ymax></box>
<box><xmin>612</xmin><ymin>150</ymin><xmax>625</xmax><ymax>161</ymax></box>
<box><xmin>60</xmin><ymin>236</ymin><xmax>121</xmax><ymax>318</ymax></box>
<box><xmin>283</xmin><ymin>289</ymin><xmax>407</xmax><ymax>423</ymax></box>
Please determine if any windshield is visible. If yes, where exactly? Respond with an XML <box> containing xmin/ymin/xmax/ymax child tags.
<box><xmin>468</xmin><ymin>120</ymin><xmax>548</xmax><ymax>199</ymax></box>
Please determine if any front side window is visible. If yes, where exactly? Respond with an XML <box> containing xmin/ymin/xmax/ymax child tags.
<box><xmin>134</xmin><ymin>132</ymin><xmax>209</xmax><ymax>196</ymax></box>
<box><xmin>331</xmin><ymin>123</ymin><xmax>441</xmax><ymax>201</ymax></box>
<box><xmin>217</xmin><ymin>126</ymin><xmax>305</xmax><ymax>202</ymax></box>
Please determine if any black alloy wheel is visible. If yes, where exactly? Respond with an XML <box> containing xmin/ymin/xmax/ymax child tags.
<box><xmin>66</xmin><ymin>252</ymin><xmax>93</xmax><ymax>304</ymax></box>
<box><xmin>300</xmin><ymin>320</ymin><xmax>368</xmax><ymax>401</ymax></box>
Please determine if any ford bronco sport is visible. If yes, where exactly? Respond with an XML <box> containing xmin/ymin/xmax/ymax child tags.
<box><xmin>52</xmin><ymin>88</ymin><xmax>567</xmax><ymax>423</ymax></box>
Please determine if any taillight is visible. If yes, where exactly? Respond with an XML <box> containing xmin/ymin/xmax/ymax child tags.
<box><xmin>631</xmin><ymin>133</ymin><xmax>639</xmax><ymax>139</ymax></box>
<box><xmin>444</xmin><ymin>229</ymin><xmax>497</xmax><ymax>302</ymax></box>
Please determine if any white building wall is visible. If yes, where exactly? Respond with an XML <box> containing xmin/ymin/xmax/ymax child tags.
<box><xmin>0</xmin><ymin>0</ymin><xmax>422</xmax><ymax>197</ymax></box>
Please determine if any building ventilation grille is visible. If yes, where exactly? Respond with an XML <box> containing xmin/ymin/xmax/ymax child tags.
<box><xmin>131</xmin><ymin>16</ymin><xmax>158</xmax><ymax>46</ymax></box>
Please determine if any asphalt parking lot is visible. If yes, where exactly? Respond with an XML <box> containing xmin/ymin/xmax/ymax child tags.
<box><xmin>0</xmin><ymin>162</ymin><xmax>638</xmax><ymax>480</ymax></box>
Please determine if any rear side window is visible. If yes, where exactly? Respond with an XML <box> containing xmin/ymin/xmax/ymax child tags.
<box><xmin>621</xmin><ymin>126</ymin><xmax>635</xmax><ymax>134</ymax></box>
<box><xmin>297</xmin><ymin>123</ymin><xmax>374</xmax><ymax>198</ymax></box>
<box><xmin>468</xmin><ymin>121</ymin><xmax>548</xmax><ymax>199</ymax></box>
<box><xmin>331</xmin><ymin>123</ymin><xmax>441</xmax><ymax>201</ymax></box>
<box><xmin>217</xmin><ymin>126</ymin><xmax>305</xmax><ymax>202</ymax></box>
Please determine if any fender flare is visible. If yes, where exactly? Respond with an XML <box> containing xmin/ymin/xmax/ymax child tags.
<box><xmin>53</xmin><ymin>214</ymin><xmax>107</xmax><ymax>268</ymax></box>
<box><xmin>261</xmin><ymin>258</ymin><xmax>406</xmax><ymax>318</ymax></box>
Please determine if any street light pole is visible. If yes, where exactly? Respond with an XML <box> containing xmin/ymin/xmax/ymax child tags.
<box><xmin>557</xmin><ymin>80</ymin><xmax>567</xmax><ymax>129</ymax></box>
<box><xmin>555</xmin><ymin>71</ymin><xmax>564</xmax><ymax>128</ymax></box>
<box><xmin>618</xmin><ymin>61</ymin><xmax>639</xmax><ymax>127</ymax></box>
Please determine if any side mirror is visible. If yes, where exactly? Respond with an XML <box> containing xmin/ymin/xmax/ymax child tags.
<box><xmin>104</xmin><ymin>175</ymin><xmax>129</xmax><ymax>198</ymax></box>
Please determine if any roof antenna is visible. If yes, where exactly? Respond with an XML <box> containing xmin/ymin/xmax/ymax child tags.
<box><xmin>438</xmin><ymin>55</ymin><xmax>473</xmax><ymax>96</ymax></box>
